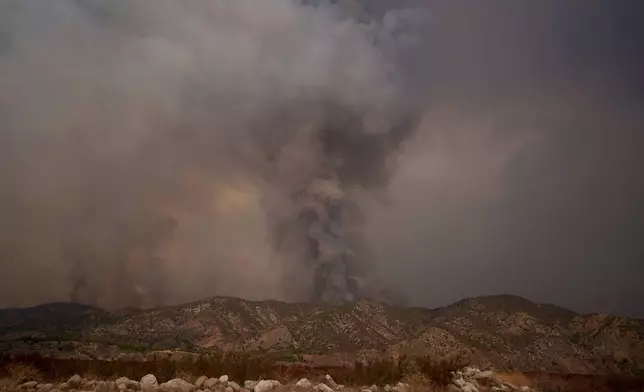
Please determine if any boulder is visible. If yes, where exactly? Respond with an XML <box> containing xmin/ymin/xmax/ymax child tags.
<box><xmin>218</xmin><ymin>376</ymin><xmax>229</xmax><ymax>385</ymax></box>
<box><xmin>323</xmin><ymin>376</ymin><xmax>338</xmax><ymax>390</ymax></box>
<box><xmin>21</xmin><ymin>382</ymin><xmax>39</xmax><ymax>389</ymax></box>
<box><xmin>243</xmin><ymin>382</ymin><xmax>257</xmax><ymax>391</ymax></box>
<box><xmin>165</xmin><ymin>379</ymin><xmax>195</xmax><ymax>392</ymax></box>
<box><xmin>227</xmin><ymin>382</ymin><xmax>240</xmax><ymax>392</ymax></box>
<box><xmin>116</xmin><ymin>378</ymin><xmax>130</xmax><ymax>387</ymax></box>
<box><xmin>294</xmin><ymin>379</ymin><xmax>312</xmax><ymax>389</ymax></box>
<box><xmin>68</xmin><ymin>376</ymin><xmax>82</xmax><ymax>389</ymax></box>
<box><xmin>314</xmin><ymin>384</ymin><xmax>333</xmax><ymax>392</ymax></box>
<box><xmin>37</xmin><ymin>384</ymin><xmax>53</xmax><ymax>391</ymax></box>
<box><xmin>205</xmin><ymin>379</ymin><xmax>219</xmax><ymax>390</ymax></box>
<box><xmin>253</xmin><ymin>380</ymin><xmax>280</xmax><ymax>392</ymax></box>
<box><xmin>461</xmin><ymin>383</ymin><xmax>479</xmax><ymax>392</ymax></box>
<box><xmin>141</xmin><ymin>375</ymin><xmax>159</xmax><ymax>392</ymax></box>
<box><xmin>96</xmin><ymin>381</ymin><xmax>108</xmax><ymax>392</ymax></box>
<box><xmin>195</xmin><ymin>377</ymin><xmax>208</xmax><ymax>389</ymax></box>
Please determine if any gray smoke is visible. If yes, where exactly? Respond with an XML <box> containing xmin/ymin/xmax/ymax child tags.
<box><xmin>260</xmin><ymin>98</ymin><xmax>420</xmax><ymax>304</ymax></box>
<box><xmin>0</xmin><ymin>0</ymin><xmax>427</xmax><ymax>309</ymax></box>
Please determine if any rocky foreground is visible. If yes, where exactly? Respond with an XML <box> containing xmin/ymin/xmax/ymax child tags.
<box><xmin>1</xmin><ymin>295</ymin><xmax>644</xmax><ymax>375</ymax></box>
<box><xmin>2</xmin><ymin>366</ymin><xmax>534</xmax><ymax>392</ymax></box>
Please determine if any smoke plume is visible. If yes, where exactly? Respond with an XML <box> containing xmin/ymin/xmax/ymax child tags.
<box><xmin>0</xmin><ymin>0</ymin><xmax>426</xmax><ymax>309</ymax></box>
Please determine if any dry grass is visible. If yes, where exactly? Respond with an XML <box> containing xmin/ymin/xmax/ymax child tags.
<box><xmin>4</xmin><ymin>363</ymin><xmax>43</xmax><ymax>384</ymax></box>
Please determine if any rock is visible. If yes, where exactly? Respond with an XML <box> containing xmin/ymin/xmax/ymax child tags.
<box><xmin>294</xmin><ymin>379</ymin><xmax>312</xmax><ymax>389</ymax></box>
<box><xmin>313</xmin><ymin>384</ymin><xmax>333</xmax><ymax>392</ymax></box>
<box><xmin>224</xmin><ymin>387</ymin><xmax>233</xmax><ymax>392</ymax></box>
<box><xmin>383</xmin><ymin>386</ymin><xmax>391</xmax><ymax>392</ymax></box>
<box><xmin>118</xmin><ymin>384</ymin><xmax>127</xmax><ymax>391</ymax></box>
<box><xmin>96</xmin><ymin>381</ymin><xmax>108</xmax><ymax>392</ymax></box>
<box><xmin>453</xmin><ymin>378</ymin><xmax>466</xmax><ymax>388</ymax></box>
<box><xmin>492</xmin><ymin>387</ymin><xmax>509</xmax><ymax>392</ymax></box>
<box><xmin>238</xmin><ymin>389</ymin><xmax>250</xmax><ymax>392</ymax></box>
<box><xmin>461</xmin><ymin>383</ymin><xmax>479</xmax><ymax>392</ymax></box>
<box><xmin>22</xmin><ymin>382</ymin><xmax>39</xmax><ymax>389</ymax></box>
<box><xmin>519</xmin><ymin>387</ymin><xmax>530</xmax><ymax>392</ymax></box>
<box><xmin>116</xmin><ymin>379</ymin><xmax>130</xmax><ymax>386</ymax></box>
<box><xmin>58</xmin><ymin>383</ymin><xmax>69</xmax><ymax>391</ymax></box>
<box><xmin>227</xmin><ymin>382</ymin><xmax>240</xmax><ymax>392</ymax></box>
<box><xmin>253</xmin><ymin>380</ymin><xmax>280</xmax><ymax>392</ymax></box>
<box><xmin>360</xmin><ymin>390</ymin><xmax>371</xmax><ymax>392</ymax></box>
<box><xmin>323</xmin><ymin>376</ymin><xmax>338</xmax><ymax>390</ymax></box>
<box><xmin>243</xmin><ymin>382</ymin><xmax>257</xmax><ymax>391</ymax></box>
<box><xmin>68</xmin><ymin>376</ymin><xmax>82</xmax><ymax>389</ymax></box>
<box><xmin>107</xmin><ymin>382</ymin><xmax>116</xmax><ymax>391</ymax></box>
<box><xmin>446</xmin><ymin>385</ymin><xmax>461</xmax><ymax>392</ymax></box>
<box><xmin>165</xmin><ymin>379</ymin><xmax>195</xmax><ymax>392</ymax></box>
<box><xmin>369</xmin><ymin>386</ymin><xmax>378</xmax><ymax>392</ymax></box>
<box><xmin>463</xmin><ymin>367</ymin><xmax>479</xmax><ymax>377</ymax></box>
<box><xmin>141</xmin><ymin>375</ymin><xmax>158</xmax><ymax>392</ymax></box>
<box><xmin>194</xmin><ymin>378</ymin><xmax>207</xmax><ymax>390</ymax></box>
<box><xmin>474</xmin><ymin>371</ymin><xmax>494</xmax><ymax>380</ymax></box>
<box><xmin>205</xmin><ymin>379</ymin><xmax>219</xmax><ymax>390</ymax></box>
<box><xmin>38</xmin><ymin>384</ymin><xmax>54</xmax><ymax>391</ymax></box>
<box><xmin>218</xmin><ymin>376</ymin><xmax>228</xmax><ymax>385</ymax></box>
<box><xmin>84</xmin><ymin>380</ymin><xmax>97</xmax><ymax>390</ymax></box>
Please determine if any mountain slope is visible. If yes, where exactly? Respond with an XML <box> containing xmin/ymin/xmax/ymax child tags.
<box><xmin>1</xmin><ymin>295</ymin><xmax>643</xmax><ymax>376</ymax></box>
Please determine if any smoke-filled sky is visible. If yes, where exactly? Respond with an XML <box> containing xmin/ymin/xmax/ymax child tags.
<box><xmin>1</xmin><ymin>0</ymin><xmax>643</xmax><ymax>317</ymax></box>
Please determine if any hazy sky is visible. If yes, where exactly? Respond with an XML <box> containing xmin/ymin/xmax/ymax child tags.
<box><xmin>0</xmin><ymin>1</ymin><xmax>643</xmax><ymax>317</ymax></box>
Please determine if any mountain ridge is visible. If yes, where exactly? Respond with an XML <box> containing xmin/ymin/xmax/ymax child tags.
<box><xmin>1</xmin><ymin>295</ymin><xmax>643</xmax><ymax>376</ymax></box>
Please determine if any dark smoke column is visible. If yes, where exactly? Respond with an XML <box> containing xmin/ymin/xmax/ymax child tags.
<box><xmin>263</xmin><ymin>99</ymin><xmax>420</xmax><ymax>305</ymax></box>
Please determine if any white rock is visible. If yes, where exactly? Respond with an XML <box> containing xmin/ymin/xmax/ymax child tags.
<box><xmin>228</xmin><ymin>381</ymin><xmax>240</xmax><ymax>392</ymax></box>
<box><xmin>446</xmin><ymin>385</ymin><xmax>461</xmax><ymax>392</ymax></box>
<box><xmin>253</xmin><ymin>380</ymin><xmax>280</xmax><ymax>392</ymax></box>
<box><xmin>141</xmin><ymin>374</ymin><xmax>159</xmax><ymax>392</ymax></box>
<box><xmin>360</xmin><ymin>389</ymin><xmax>371</xmax><ymax>392</ymax></box>
<box><xmin>96</xmin><ymin>381</ymin><xmax>108</xmax><ymax>392</ymax></box>
<box><xmin>68</xmin><ymin>376</ymin><xmax>82</xmax><ymax>389</ymax></box>
<box><xmin>205</xmin><ymin>378</ymin><xmax>219</xmax><ymax>389</ymax></box>
<box><xmin>195</xmin><ymin>377</ymin><xmax>208</xmax><ymax>389</ymax></box>
<box><xmin>243</xmin><ymin>381</ymin><xmax>257</xmax><ymax>391</ymax></box>
<box><xmin>383</xmin><ymin>386</ymin><xmax>392</xmax><ymax>392</ymax></box>
<box><xmin>519</xmin><ymin>387</ymin><xmax>530</xmax><ymax>392</ymax></box>
<box><xmin>22</xmin><ymin>382</ymin><xmax>39</xmax><ymax>389</ymax></box>
<box><xmin>463</xmin><ymin>367</ymin><xmax>478</xmax><ymax>377</ymax></box>
<box><xmin>165</xmin><ymin>379</ymin><xmax>195</xmax><ymax>392</ymax></box>
<box><xmin>314</xmin><ymin>384</ymin><xmax>333</xmax><ymax>392</ymax></box>
<box><xmin>453</xmin><ymin>378</ymin><xmax>466</xmax><ymax>388</ymax></box>
<box><xmin>218</xmin><ymin>376</ymin><xmax>229</xmax><ymax>385</ymax></box>
<box><xmin>118</xmin><ymin>384</ymin><xmax>127</xmax><ymax>391</ymax></box>
<box><xmin>323</xmin><ymin>375</ymin><xmax>338</xmax><ymax>390</ymax></box>
<box><xmin>461</xmin><ymin>383</ymin><xmax>479</xmax><ymax>392</ymax></box>
<box><xmin>141</xmin><ymin>375</ymin><xmax>158</xmax><ymax>391</ymax></box>
<box><xmin>295</xmin><ymin>379</ymin><xmax>312</xmax><ymax>389</ymax></box>
<box><xmin>224</xmin><ymin>387</ymin><xmax>233</xmax><ymax>392</ymax></box>
<box><xmin>369</xmin><ymin>385</ymin><xmax>378</xmax><ymax>392</ymax></box>
<box><xmin>116</xmin><ymin>378</ymin><xmax>131</xmax><ymax>387</ymax></box>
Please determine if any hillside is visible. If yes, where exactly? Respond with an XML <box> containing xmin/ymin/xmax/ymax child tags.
<box><xmin>1</xmin><ymin>295</ymin><xmax>643</xmax><ymax>375</ymax></box>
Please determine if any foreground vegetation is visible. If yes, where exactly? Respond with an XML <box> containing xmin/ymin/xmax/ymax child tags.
<box><xmin>2</xmin><ymin>353</ymin><xmax>644</xmax><ymax>391</ymax></box>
